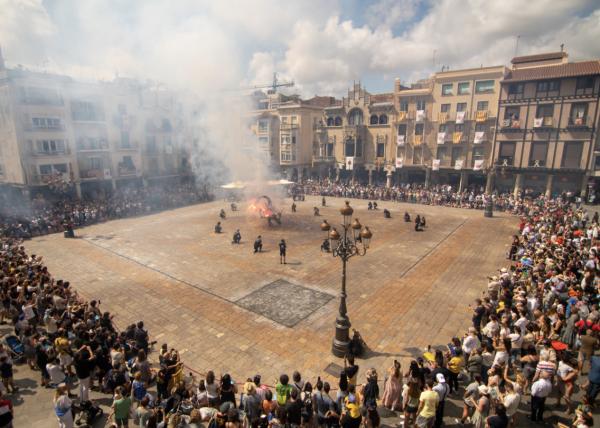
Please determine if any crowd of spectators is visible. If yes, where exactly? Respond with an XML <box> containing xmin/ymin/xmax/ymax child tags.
<box><xmin>0</xmin><ymin>181</ymin><xmax>599</xmax><ymax>428</ymax></box>
<box><xmin>0</xmin><ymin>183</ymin><xmax>213</xmax><ymax>239</ymax></box>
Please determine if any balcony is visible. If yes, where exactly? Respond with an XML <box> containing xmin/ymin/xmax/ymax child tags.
<box><xmin>79</xmin><ymin>169</ymin><xmax>108</xmax><ymax>180</ymax></box>
<box><xmin>533</xmin><ymin>116</ymin><xmax>554</xmax><ymax>130</ymax></box>
<box><xmin>567</xmin><ymin>116</ymin><xmax>591</xmax><ymax>129</ymax></box>
<box><xmin>312</xmin><ymin>155</ymin><xmax>335</xmax><ymax>164</ymax></box>
<box><xmin>77</xmin><ymin>140</ymin><xmax>110</xmax><ymax>152</ymax></box>
<box><xmin>118</xmin><ymin>166</ymin><xmax>138</xmax><ymax>177</ymax></box>
<box><xmin>528</xmin><ymin>159</ymin><xmax>546</xmax><ymax>167</ymax></box>
<box><xmin>438</xmin><ymin>112</ymin><xmax>452</xmax><ymax>123</ymax></box>
<box><xmin>499</xmin><ymin>119</ymin><xmax>522</xmax><ymax>132</ymax></box>
<box><xmin>474</xmin><ymin>110</ymin><xmax>489</xmax><ymax>122</ymax></box>
<box><xmin>27</xmin><ymin>124</ymin><xmax>66</xmax><ymax>132</ymax></box>
<box><xmin>496</xmin><ymin>157</ymin><xmax>514</xmax><ymax>167</ymax></box>
<box><xmin>116</xmin><ymin>143</ymin><xmax>139</xmax><ymax>151</ymax></box>
<box><xmin>32</xmin><ymin>172</ymin><xmax>70</xmax><ymax>185</ymax></box>
<box><xmin>280</xmin><ymin>123</ymin><xmax>299</xmax><ymax>131</ymax></box>
<box><xmin>31</xmin><ymin>148</ymin><xmax>71</xmax><ymax>157</ymax></box>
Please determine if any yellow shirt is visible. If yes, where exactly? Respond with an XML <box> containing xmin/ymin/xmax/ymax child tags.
<box><xmin>448</xmin><ymin>356</ymin><xmax>464</xmax><ymax>374</ymax></box>
<box><xmin>419</xmin><ymin>390</ymin><xmax>439</xmax><ymax>418</ymax></box>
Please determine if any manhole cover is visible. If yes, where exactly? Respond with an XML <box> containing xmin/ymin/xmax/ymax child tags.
<box><xmin>236</xmin><ymin>279</ymin><xmax>334</xmax><ymax>327</ymax></box>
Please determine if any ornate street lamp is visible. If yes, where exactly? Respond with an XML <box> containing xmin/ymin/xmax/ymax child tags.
<box><xmin>320</xmin><ymin>201</ymin><xmax>373</xmax><ymax>357</ymax></box>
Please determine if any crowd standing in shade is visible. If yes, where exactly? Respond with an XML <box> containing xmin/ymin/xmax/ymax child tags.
<box><xmin>0</xmin><ymin>181</ymin><xmax>599</xmax><ymax>428</ymax></box>
<box><xmin>0</xmin><ymin>183</ymin><xmax>213</xmax><ymax>239</ymax></box>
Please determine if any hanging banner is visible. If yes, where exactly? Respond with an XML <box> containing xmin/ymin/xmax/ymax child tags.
<box><xmin>437</xmin><ymin>132</ymin><xmax>446</xmax><ymax>145</ymax></box>
<box><xmin>474</xmin><ymin>131</ymin><xmax>485</xmax><ymax>144</ymax></box>
<box><xmin>432</xmin><ymin>159</ymin><xmax>440</xmax><ymax>171</ymax></box>
<box><xmin>473</xmin><ymin>159</ymin><xmax>484</xmax><ymax>171</ymax></box>
<box><xmin>345</xmin><ymin>157</ymin><xmax>354</xmax><ymax>170</ymax></box>
<box><xmin>395</xmin><ymin>158</ymin><xmax>403</xmax><ymax>168</ymax></box>
<box><xmin>396</xmin><ymin>135</ymin><xmax>405</xmax><ymax>146</ymax></box>
<box><xmin>533</xmin><ymin>117</ymin><xmax>543</xmax><ymax>127</ymax></box>
<box><xmin>454</xmin><ymin>159</ymin><xmax>464</xmax><ymax>170</ymax></box>
<box><xmin>453</xmin><ymin>132</ymin><xmax>463</xmax><ymax>144</ymax></box>
<box><xmin>456</xmin><ymin>111</ymin><xmax>466</xmax><ymax>124</ymax></box>
<box><xmin>415</xmin><ymin>110</ymin><xmax>425</xmax><ymax>122</ymax></box>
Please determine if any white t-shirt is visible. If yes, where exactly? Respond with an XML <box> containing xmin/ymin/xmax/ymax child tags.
<box><xmin>47</xmin><ymin>363</ymin><xmax>66</xmax><ymax>384</ymax></box>
<box><xmin>462</xmin><ymin>335</ymin><xmax>480</xmax><ymax>354</ymax></box>
<box><xmin>503</xmin><ymin>392</ymin><xmax>520</xmax><ymax>416</ymax></box>
<box><xmin>508</xmin><ymin>333</ymin><xmax>523</xmax><ymax>349</ymax></box>
<box><xmin>514</xmin><ymin>317</ymin><xmax>528</xmax><ymax>334</ymax></box>
<box><xmin>557</xmin><ymin>361</ymin><xmax>575</xmax><ymax>380</ymax></box>
<box><xmin>22</xmin><ymin>304</ymin><xmax>35</xmax><ymax>320</ymax></box>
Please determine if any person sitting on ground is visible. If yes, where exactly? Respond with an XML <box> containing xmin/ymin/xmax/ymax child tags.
<box><xmin>415</xmin><ymin>215</ymin><xmax>422</xmax><ymax>231</ymax></box>
<box><xmin>232</xmin><ymin>229</ymin><xmax>241</xmax><ymax>244</ymax></box>
<box><xmin>404</xmin><ymin>212</ymin><xmax>411</xmax><ymax>222</ymax></box>
<box><xmin>230</xmin><ymin>203</ymin><xmax>237</xmax><ymax>212</ymax></box>
<box><xmin>373</xmin><ymin>202</ymin><xmax>378</xmax><ymax>210</ymax></box>
<box><xmin>214</xmin><ymin>222</ymin><xmax>222</xmax><ymax>234</ymax></box>
<box><xmin>421</xmin><ymin>216</ymin><xmax>427</xmax><ymax>228</ymax></box>
<box><xmin>321</xmin><ymin>239</ymin><xmax>330</xmax><ymax>253</ymax></box>
<box><xmin>368</xmin><ymin>202</ymin><xmax>373</xmax><ymax>210</ymax></box>
<box><xmin>219</xmin><ymin>209</ymin><xmax>226</xmax><ymax>219</ymax></box>
<box><xmin>314</xmin><ymin>207</ymin><xmax>320</xmax><ymax>216</ymax></box>
<box><xmin>383</xmin><ymin>209</ymin><xmax>391</xmax><ymax>219</ymax></box>
<box><xmin>253</xmin><ymin>236</ymin><xmax>263</xmax><ymax>253</ymax></box>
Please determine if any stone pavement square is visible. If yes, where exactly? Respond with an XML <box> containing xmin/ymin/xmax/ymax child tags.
<box><xmin>236</xmin><ymin>279</ymin><xmax>334</xmax><ymax>327</ymax></box>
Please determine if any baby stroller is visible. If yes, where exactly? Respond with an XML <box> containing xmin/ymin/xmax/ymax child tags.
<box><xmin>72</xmin><ymin>400</ymin><xmax>103</xmax><ymax>427</ymax></box>
<box><xmin>4</xmin><ymin>335</ymin><xmax>25</xmax><ymax>364</ymax></box>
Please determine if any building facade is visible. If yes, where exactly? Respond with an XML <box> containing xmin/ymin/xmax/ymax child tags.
<box><xmin>490</xmin><ymin>52</ymin><xmax>600</xmax><ymax>197</ymax></box>
<box><xmin>0</xmin><ymin>58</ymin><xmax>190</xmax><ymax>198</ymax></box>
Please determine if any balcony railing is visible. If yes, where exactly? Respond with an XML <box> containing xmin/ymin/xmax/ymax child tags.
<box><xmin>499</xmin><ymin>119</ymin><xmax>522</xmax><ymax>132</ymax></box>
<box><xmin>438</xmin><ymin>112</ymin><xmax>452</xmax><ymax>123</ymax></box>
<box><xmin>312</xmin><ymin>155</ymin><xmax>335</xmax><ymax>163</ymax></box>
<box><xmin>567</xmin><ymin>116</ymin><xmax>591</xmax><ymax>128</ymax></box>
<box><xmin>31</xmin><ymin>148</ymin><xmax>70</xmax><ymax>157</ymax></box>
<box><xmin>116</xmin><ymin>143</ymin><xmax>139</xmax><ymax>150</ymax></box>
<box><xmin>496</xmin><ymin>157</ymin><xmax>514</xmax><ymax>167</ymax></box>
<box><xmin>79</xmin><ymin>169</ymin><xmax>107</xmax><ymax>179</ymax></box>
<box><xmin>528</xmin><ymin>159</ymin><xmax>546</xmax><ymax>167</ymax></box>
<box><xmin>533</xmin><ymin>117</ymin><xmax>554</xmax><ymax>129</ymax></box>
<box><xmin>28</xmin><ymin>124</ymin><xmax>66</xmax><ymax>132</ymax></box>
<box><xmin>33</xmin><ymin>173</ymin><xmax>70</xmax><ymax>185</ymax></box>
<box><xmin>77</xmin><ymin>141</ymin><xmax>110</xmax><ymax>151</ymax></box>
<box><xmin>280</xmin><ymin>123</ymin><xmax>299</xmax><ymax>131</ymax></box>
<box><xmin>118</xmin><ymin>167</ymin><xmax>138</xmax><ymax>177</ymax></box>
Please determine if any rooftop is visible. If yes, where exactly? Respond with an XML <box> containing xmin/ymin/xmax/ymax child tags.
<box><xmin>511</xmin><ymin>51</ymin><xmax>567</xmax><ymax>65</ymax></box>
<box><xmin>503</xmin><ymin>60</ymin><xmax>600</xmax><ymax>82</ymax></box>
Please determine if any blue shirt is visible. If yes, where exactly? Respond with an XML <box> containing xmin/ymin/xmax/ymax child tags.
<box><xmin>589</xmin><ymin>356</ymin><xmax>600</xmax><ymax>384</ymax></box>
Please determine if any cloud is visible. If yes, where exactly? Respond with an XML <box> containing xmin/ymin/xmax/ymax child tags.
<box><xmin>365</xmin><ymin>0</ymin><xmax>424</xmax><ymax>30</ymax></box>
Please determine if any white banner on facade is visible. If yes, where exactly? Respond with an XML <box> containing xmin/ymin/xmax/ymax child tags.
<box><xmin>396</xmin><ymin>135</ymin><xmax>405</xmax><ymax>146</ymax></box>
<box><xmin>454</xmin><ymin>159</ymin><xmax>464</xmax><ymax>170</ymax></box>
<box><xmin>533</xmin><ymin>117</ymin><xmax>543</xmax><ymax>127</ymax></box>
<box><xmin>415</xmin><ymin>110</ymin><xmax>425</xmax><ymax>122</ymax></box>
<box><xmin>103</xmin><ymin>168</ymin><xmax>112</xmax><ymax>179</ymax></box>
<box><xmin>437</xmin><ymin>132</ymin><xmax>446</xmax><ymax>145</ymax></box>
<box><xmin>456</xmin><ymin>111</ymin><xmax>466</xmax><ymax>124</ymax></box>
<box><xmin>473</xmin><ymin>159</ymin><xmax>484</xmax><ymax>171</ymax></box>
<box><xmin>432</xmin><ymin>159</ymin><xmax>440</xmax><ymax>171</ymax></box>
<box><xmin>395</xmin><ymin>158</ymin><xmax>403</xmax><ymax>168</ymax></box>
<box><xmin>345</xmin><ymin>157</ymin><xmax>354</xmax><ymax>170</ymax></box>
<box><xmin>474</xmin><ymin>131</ymin><xmax>485</xmax><ymax>144</ymax></box>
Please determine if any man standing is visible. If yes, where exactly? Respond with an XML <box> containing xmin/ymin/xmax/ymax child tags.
<box><xmin>433</xmin><ymin>374</ymin><xmax>449</xmax><ymax>428</ymax></box>
<box><xmin>416</xmin><ymin>378</ymin><xmax>438</xmax><ymax>428</ymax></box>
<box><xmin>279</xmin><ymin>239</ymin><xmax>287</xmax><ymax>264</ymax></box>
<box><xmin>587</xmin><ymin>355</ymin><xmax>600</xmax><ymax>405</ymax></box>
<box><xmin>253</xmin><ymin>236</ymin><xmax>263</xmax><ymax>253</ymax></box>
<box><xmin>530</xmin><ymin>371</ymin><xmax>552</xmax><ymax>422</ymax></box>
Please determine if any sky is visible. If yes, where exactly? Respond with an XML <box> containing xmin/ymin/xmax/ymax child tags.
<box><xmin>1</xmin><ymin>0</ymin><xmax>600</xmax><ymax>98</ymax></box>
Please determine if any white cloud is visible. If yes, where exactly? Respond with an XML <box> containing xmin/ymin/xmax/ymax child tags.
<box><xmin>365</xmin><ymin>0</ymin><xmax>423</xmax><ymax>30</ymax></box>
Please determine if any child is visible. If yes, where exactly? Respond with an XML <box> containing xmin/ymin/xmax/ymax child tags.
<box><xmin>0</xmin><ymin>356</ymin><xmax>16</xmax><ymax>393</ymax></box>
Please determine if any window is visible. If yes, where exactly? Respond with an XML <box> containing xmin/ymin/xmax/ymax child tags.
<box><xmin>472</xmin><ymin>147</ymin><xmax>485</xmax><ymax>164</ymax></box>
<box><xmin>576</xmin><ymin>77</ymin><xmax>594</xmax><ymax>91</ymax></box>
<box><xmin>499</xmin><ymin>142</ymin><xmax>516</xmax><ymax>165</ymax></box>
<box><xmin>376</xmin><ymin>143</ymin><xmax>385</xmax><ymax>157</ymax></box>
<box><xmin>451</xmin><ymin>147</ymin><xmax>462</xmax><ymax>166</ymax></box>
<box><xmin>458</xmin><ymin>82</ymin><xmax>470</xmax><ymax>95</ymax></box>
<box><xmin>442</xmin><ymin>84</ymin><xmax>453</xmax><ymax>96</ymax></box>
<box><xmin>326</xmin><ymin>143</ymin><xmax>334</xmax><ymax>157</ymax></box>
<box><xmin>71</xmin><ymin>100</ymin><xmax>104</xmax><ymax>121</ymax></box>
<box><xmin>281</xmin><ymin>152</ymin><xmax>292</xmax><ymax>161</ymax></box>
<box><xmin>19</xmin><ymin>86</ymin><xmax>62</xmax><ymax>105</ymax></box>
<box><xmin>334</xmin><ymin>116</ymin><xmax>342</xmax><ymax>126</ymax></box>
<box><xmin>455</xmin><ymin>124</ymin><xmax>464</xmax><ymax>132</ymax></box>
<box><xmin>397</xmin><ymin>124</ymin><xmax>407</xmax><ymax>136</ymax></box>
<box><xmin>258</xmin><ymin>119</ymin><xmax>269</xmax><ymax>132</ymax></box>
<box><xmin>258</xmin><ymin>137</ymin><xmax>268</xmax><ymax>145</ymax></box>
<box><xmin>121</xmin><ymin>156</ymin><xmax>135</xmax><ymax>169</ymax></box>
<box><xmin>475</xmin><ymin>123</ymin><xmax>486</xmax><ymax>132</ymax></box>
<box><xmin>379</xmin><ymin>114</ymin><xmax>388</xmax><ymax>125</ymax></box>
<box><xmin>562</xmin><ymin>142</ymin><xmax>583</xmax><ymax>168</ymax></box>
<box><xmin>399</xmin><ymin>100</ymin><xmax>408</xmax><ymax>112</ymax></box>
<box><xmin>441</xmin><ymin>104</ymin><xmax>450</xmax><ymax>113</ymax></box>
<box><xmin>345</xmin><ymin>139</ymin><xmax>355</xmax><ymax>157</ymax></box>
<box><xmin>416</xmin><ymin>100</ymin><xmax>426</xmax><ymax>110</ymax></box>
<box><xmin>504</xmin><ymin>106</ymin><xmax>520</xmax><ymax>120</ymax></box>
<box><xmin>281</xmin><ymin>135</ymin><xmax>291</xmax><ymax>145</ymax></box>
<box><xmin>456</xmin><ymin>103</ymin><xmax>467</xmax><ymax>112</ymax></box>
<box><xmin>120</xmin><ymin>131</ymin><xmax>130</xmax><ymax>148</ymax></box>
<box><xmin>89</xmin><ymin>157</ymin><xmax>102</xmax><ymax>170</ymax></box>
<box><xmin>326</xmin><ymin>117</ymin><xmax>334</xmax><ymax>126</ymax></box>
<box><xmin>537</xmin><ymin>80</ymin><xmax>560</xmax><ymax>93</ymax></box>
<box><xmin>508</xmin><ymin>83</ymin><xmax>524</xmax><ymax>95</ymax></box>
<box><xmin>291</xmin><ymin>135</ymin><xmax>296</xmax><ymax>145</ymax></box>
<box><xmin>39</xmin><ymin>165</ymin><xmax>52</xmax><ymax>175</ymax></box>
<box><xmin>475</xmin><ymin>80</ymin><xmax>494</xmax><ymax>93</ymax></box>
<box><xmin>439</xmin><ymin>124</ymin><xmax>447</xmax><ymax>133</ymax></box>
<box><xmin>529</xmin><ymin>142</ymin><xmax>548</xmax><ymax>167</ymax></box>
<box><xmin>536</xmin><ymin>104</ymin><xmax>554</xmax><ymax>118</ymax></box>
<box><xmin>415</xmin><ymin>123</ymin><xmax>424</xmax><ymax>135</ymax></box>
<box><xmin>570</xmin><ymin>103</ymin><xmax>588</xmax><ymax>125</ymax></box>
<box><xmin>476</xmin><ymin>101</ymin><xmax>488</xmax><ymax>111</ymax></box>
<box><xmin>290</xmin><ymin>116</ymin><xmax>298</xmax><ymax>125</ymax></box>
<box><xmin>32</xmin><ymin>117</ymin><xmax>61</xmax><ymax>129</ymax></box>
<box><xmin>146</xmin><ymin>136</ymin><xmax>157</xmax><ymax>152</ymax></box>
<box><xmin>369</xmin><ymin>114</ymin><xmax>379</xmax><ymax>125</ymax></box>
<box><xmin>437</xmin><ymin>147</ymin><xmax>447</xmax><ymax>161</ymax></box>
<box><xmin>348</xmin><ymin>109</ymin><xmax>363</xmax><ymax>125</ymax></box>
<box><xmin>356</xmin><ymin>138</ymin><xmax>363</xmax><ymax>157</ymax></box>
<box><xmin>36</xmin><ymin>139</ymin><xmax>66</xmax><ymax>154</ymax></box>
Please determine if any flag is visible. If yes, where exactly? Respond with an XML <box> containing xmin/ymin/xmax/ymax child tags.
<box><xmin>432</xmin><ymin>159</ymin><xmax>440</xmax><ymax>171</ymax></box>
<box><xmin>453</xmin><ymin>132</ymin><xmax>462</xmax><ymax>144</ymax></box>
<box><xmin>475</xmin><ymin>111</ymin><xmax>487</xmax><ymax>122</ymax></box>
<box><xmin>438</xmin><ymin>112</ymin><xmax>448</xmax><ymax>123</ymax></box>
<box><xmin>398</xmin><ymin>111</ymin><xmax>407</xmax><ymax>121</ymax></box>
<box><xmin>345</xmin><ymin>157</ymin><xmax>354</xmax><ymax>170</ymax></box>
<box><xmin>437</xmin><ymin>132</ymin><xmax>446</xmax><ymax>145</ymax></box>
<box><xmin>473</xmin><ymin>159</ymin><xmax>484</xmax><ymax>171</ymax></box>
<box><xmin>415</xmin><ymin>110</ymin><xmax>425</xmax><ymax>122</ymax></box>
<box><xmin>474</xmin><ymin>131</ymin><xmax>485</xmax><ymax>144</ymax></box>
<box><xmin>414</xmin><ymin>135</ymin><xmax>423</xmax><ymax>146</ymax></box>
<box><xmin>454</xmin><ymin>159</ymin><xmax>464</xmax><ymax>170</ymax></box>
<box><xmin>456</xmin><ymin>111</ymin><xmax>466</xmax><ymax>124</ymax></box>
<box><xmin>396</xmin><ymin>135</ymin><xmax>405</xmax><ymax>146</ymax></box>
<box><xmin>395</xmin><ymin>158</ymin><xmax>403</xmax><ymax>168</ymax></box>
<box><xmin>534</xmin><ymin>118</ymin><xmax>543</xmax><ymax>127</ymax></box>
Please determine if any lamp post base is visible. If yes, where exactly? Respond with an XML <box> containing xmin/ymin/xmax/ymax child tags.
<box><xmin>332</xmin><ymin>316</ymin><xmax>351</xmax><ymax>357</ymax></box>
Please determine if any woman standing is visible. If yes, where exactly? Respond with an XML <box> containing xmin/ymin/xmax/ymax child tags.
<box><xmin>53</xmin><ymin>384</ymin><xmax>73</xmax><ymax>428</ymax></box>
<box><xmin>381</xmin><ymin>360</ymin><xmax>402</xmax><ymax>411</ymax></box>
<box><xmin>469</xmin><ymin>385</ymin><xmax>490</xmax><ymax>428</ymax></box>
<box><xmin>401</xmin><ymin>380</ymin><xmax>420</xmax><ymax>428</ymax></box>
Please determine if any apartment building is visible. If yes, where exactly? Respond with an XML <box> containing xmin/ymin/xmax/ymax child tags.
<box><xmin>321</xmin><ymin>83</ymin><xmax>397</xmax><ymax>185</ymax></box>
<box><xmin>491</xmin><ymin>52</ymin><xmax>600</xmax><ymax>197</ymax></box>
<box><xmin>0</xmin><ymin>55</ymin><xmax>189</xmax><ymax>198</ymax></box>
